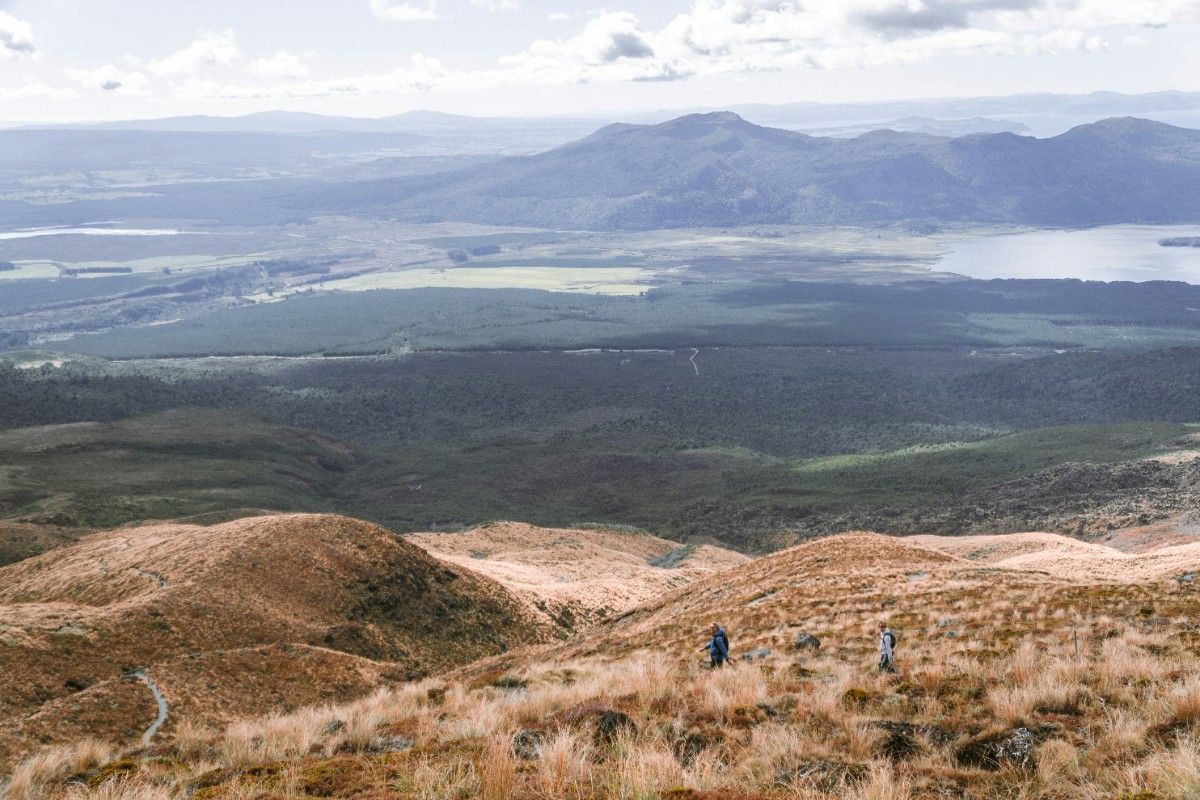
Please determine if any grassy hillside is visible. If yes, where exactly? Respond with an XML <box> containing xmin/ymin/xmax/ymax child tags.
<box><xmin>0</xmin><ymin>514</ymin><xmax>547</xmax><ymax>768</ymax></box>
<box><xmin>12</xmin><ymin>531</ymin><xmax>1200</xmax><ymax>799</ymax></box>
<box><xmin>410</xmin><ymin>522</ymin><xmax>748</xmax><ymax>635</ymax></box>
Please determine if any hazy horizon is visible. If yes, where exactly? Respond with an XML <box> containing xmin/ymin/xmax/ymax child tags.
<box><xmin>1</xmin><ymin>87</ymin><xmax>1198</xmax><ymax>127</ymax></box>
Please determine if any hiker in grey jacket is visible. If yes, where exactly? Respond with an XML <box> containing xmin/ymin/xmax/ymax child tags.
<box><xmin>878</xmin><ymin>621</ymin><xmax>897</xmax><ymax>673</ymax></box>
<box><xmin>704</xmin><ymin>623</ymin><xmax>730</xmax><ymax>668</ymax></box>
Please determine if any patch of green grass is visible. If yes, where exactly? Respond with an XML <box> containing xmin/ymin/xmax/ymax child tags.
<box><xmin>781</xmin><ymin>422</ymin><xmax>1186</xmax><ymax>507</ymax></box>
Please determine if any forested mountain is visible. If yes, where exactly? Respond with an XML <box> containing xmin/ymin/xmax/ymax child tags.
<box><xmin>338</xmin><ymin>113</ymin><xmax>1200</xmax><ymax>230</ymax></box>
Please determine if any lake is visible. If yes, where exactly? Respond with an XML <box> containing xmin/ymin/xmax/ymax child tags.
<box><xmin>936</xmin><ymin>226</ymin><xmax>1200</xmax><ymax>283</ymax></box>
<box><xmin>0</xmin><ymin>227</ymin><xmax>188</xmax><ymax>241</ymax></box>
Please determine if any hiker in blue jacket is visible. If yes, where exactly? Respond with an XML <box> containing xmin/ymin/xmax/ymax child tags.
<box><xmin>704</xmin><ymin>623</ymin><xmax>730</xmax><ymax>668</ymax></box>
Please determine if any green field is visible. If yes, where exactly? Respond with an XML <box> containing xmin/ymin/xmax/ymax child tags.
<box><xmin>779</xmin><ymin>423</ymin><xmax>1190</xmax><ymax>507</ymax></box>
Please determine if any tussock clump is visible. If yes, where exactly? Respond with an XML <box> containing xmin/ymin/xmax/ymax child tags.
<box><xmin>4</xmin><ymin>741</ymin><xmax>113</xmax><ymax>800</ymax></box>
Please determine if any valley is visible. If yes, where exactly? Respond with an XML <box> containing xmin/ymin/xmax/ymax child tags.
<box><xmin>4</xmin><ymin>91</ymin><xmax>1200</xmax><ymax>800</ymax></box>
<box><xmin>4</xmin><ymin>346</ymin><xmax>1200</xmax><ymax>549</ymax></box>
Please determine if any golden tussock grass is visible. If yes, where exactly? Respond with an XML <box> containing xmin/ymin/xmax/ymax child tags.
<box><xmin>4</xmin><ymin>741</ymin><xmax>112</xmax><ymax>800</ymax></box>
<box><xmin>9</xmin><ymin>529</ymin><xmax>1200</xmax><ymax>800</ymax></box>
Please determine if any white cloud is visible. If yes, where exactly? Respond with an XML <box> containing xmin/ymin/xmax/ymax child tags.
<box><xmin>150</xmin><ymin>29</ymin><xmax>240</xmax><ymax>77</ymax></box>
<box><xmin>248</xmin><ymin>50</ymin><xmax>311</xmax><ymax>79</ymax></box>
<box><xmin>547</xmin><ymin>12</ymin><xmax>571</xmax><ymax>22</ymax></box>
<box><xmin>63</xmin><ymin>63</ymin><xmax>153</xmax><ymax>95</ymax></box>
<box><xmin>120</xmin><ymin>0</ymin><xmax>1200</xmax><ymax>105</ymax></box>
<box><xmin>1032</xmin><ymin>28</ymin><xmax>1107</xmax><ymax>54</ymax></box>
<box><xmin>369</xmin><ymin>0</ymin><xmax>439</xmax><ymax>21</ymax></box>
<box><xmin>0</xmin><ymin>11</ymin><xmax>35</xmax><ymax>58</ymax></box>
<box><xmin>498</xmin><ymin>11</ymin><xmax>668</xmax><ymax>83</ymax></box>
<box><xmin>495</xmin><ymin>0</ymin><xmax>1200</xmax><ymax>84</ymax></box>
<box><xmin>472</xmin><ymin>0</ymin><xmax>522</xmax><ymax>10</ymax></box>
<box><xmin>175</xmin><ymin>54</ymin><xmax>459</xmax><ymax>100</ymax></box>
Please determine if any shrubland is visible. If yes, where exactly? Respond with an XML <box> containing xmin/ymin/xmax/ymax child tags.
<box><xmin>3</xmin><ymin>346</ymin><xmax>1200</xmax><ymax>545</ymax></box>
<box><xmin>8</xmin><ymin>533</ymin><xmax>1200</xmax><ymax>800</ymax></box>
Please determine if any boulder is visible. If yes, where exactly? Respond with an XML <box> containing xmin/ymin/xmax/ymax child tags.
<box><xmin>510</xmin><ymin>728</ymin><xmax>545</xmax><ymax>760</ymax></box>
<box><xmin>794</xmin><ymin>632</ymin><xmax>821</xmax><ymax>651</ymax></box>
<box><xmin>594</xmin><ymin>710</ymin><xmax>637</xmax><ymax>745</ymax></box>
<box><xmin>955</xmin><ymin>726</ymin><xmax>1056</xmax><ymax>771</ymax></box>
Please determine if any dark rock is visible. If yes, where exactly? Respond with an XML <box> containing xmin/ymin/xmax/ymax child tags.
<box><xmin>595</xmin><ymin>710</ymin><xmax>637</xmax><ymax>745</ymax></box>
<box><xmin>322</xmin><ymin>719</ymin><xmax>346</xmax><ymax>736</ymax></box>
<box><xmin>511</xmin><ymin>728</ymin><xmax>545</xmax><ymax>760</ymax></box>
<box><xmin>793</xmin><ymin>632</ymin><xmax>821</xmax><ymax>651</ymax></box>
<box><xmin>955</xmin><ymin>726</ymin><xmax>1056</xmax><ymax>770</ymax></box>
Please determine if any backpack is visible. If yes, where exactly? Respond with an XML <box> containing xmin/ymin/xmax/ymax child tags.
<box><xmin>885</xmin><ymin>631</ymin><xmax>897</xmax><ymax>649</ymax></box>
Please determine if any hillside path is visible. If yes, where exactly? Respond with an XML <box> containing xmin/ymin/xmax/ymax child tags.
<box><xmin>132</xmin><ymin>669</ymin><xmax>169</xmax><ymax>746</ymax></box>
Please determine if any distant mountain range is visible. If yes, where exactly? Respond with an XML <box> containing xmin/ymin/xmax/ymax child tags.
<box><xmin>725</xmin><ymin>90</ymin><xmax>1200</xmax><ymax>136</ymax></box>
<box><xmin>18</xmin><ymin>108</ymin><xmax>603</xmax><ymax>135</ymax></box>
<box><xmin>321</xmin><ymin>112</ymin><xmax>1200</xmax><ymax>230</ymax></box>
<box><xmin>13</xmin><ymin>89</ymin><xmax>1200</xmax><ymax>137</ymax></box>
<box><xmin>13</xmin><ymin>109</ymin><xmax>608</xmax><ymax>157</ymax></box>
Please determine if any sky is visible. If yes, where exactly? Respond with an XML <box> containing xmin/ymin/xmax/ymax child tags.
<box><xmin>0</xmin><ymin>0</ymin><xmax>1198</xmax><ymax>122</ymax></box>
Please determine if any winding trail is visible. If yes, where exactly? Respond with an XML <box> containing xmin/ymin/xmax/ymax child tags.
<box><xmin>132</xmin><ymin>669</ymin><xmax>169</xmax><ymax>746</ymax></box>
<box><xmin>130</xmin><ymin>567</ymin><xmax>167</xmax><ymax>588</ymax></box>
<box><xmin>688</xmin><ymin>348</ymin><xmax>700</xmax><ymax>377</ymax></box>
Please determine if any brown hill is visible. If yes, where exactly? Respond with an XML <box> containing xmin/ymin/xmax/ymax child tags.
<box><xmin>20</xmin><ymin>528</ymin><xmax>1200</xmax><ymax>800</ymax></box>
<box><xmin>911</xmin><ymin>526</ymin><xmax>1200</xmax><ymax>582</ymax></box>
<box><xmin>0</xmin><ymin>513</ymin><xmax>548</xmax><ymax>768</ymax></box>
<box><xmin>409</xmin><ymin>522</ymin><xmax>749</xmax><ymax>634</ymax></box>
<box><xmin>542</xmin><ymin>532</ymin><xmax>975</xmax><ymax>663</ymax></box>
